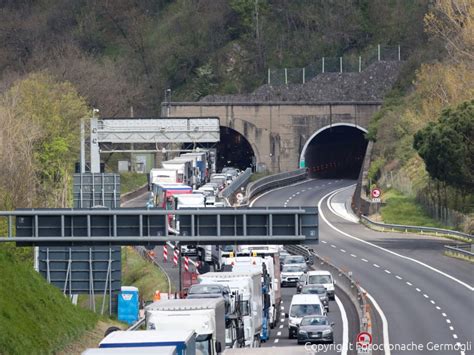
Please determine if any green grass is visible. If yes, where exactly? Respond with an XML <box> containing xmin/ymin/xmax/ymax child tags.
<box><xmin>380</xmin><ymin>189</ymin><xmax>449</xmax><ymax>229</ymax></box>
<box><xmin>122</xmin><ymin>247</ymin><xmax>173</xmax><ymax>300</ymax></box>
<box><xmin>249</xmin><ymin>172</ymin><xmax>270</xmax><ymax>183</ymax></box>
<box><xmin>120</xmin><ymin>172</ymin><xmax>148</xmax><ymax>195</ymax></box>
<box><xmin>0</xmin><ymin>246</ymin><xmax>98</xmax><ymax>354</ymax></box>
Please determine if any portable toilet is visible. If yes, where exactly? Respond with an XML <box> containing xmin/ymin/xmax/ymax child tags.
<box><xmin>118</xmin><ymin>286</ymin><xmax>139</xmax><ymax>324</ymax></box>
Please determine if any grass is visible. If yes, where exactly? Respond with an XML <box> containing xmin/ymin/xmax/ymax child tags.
<box><xmin>380</xmin><ymin>189</ymin><xmax>449</xmax><ymax>229</ymax></box>
<box><xmin>249</xmin><ymin>171</ymin><xmax>270</xmax><ymax>183</ymax></box>
<box><xmin>0</xmin><ymin>247</ymin><xmax>98</xmax><ymax>354</ymax></box>
<box><xmin>122</xmin><ymin>247</ymin><xmax>173</xmax><ymax>301</ymax></box>
<box><xmin>444</xmin><ymin>250</ymin><xmax>474</xmax><ymax>264</ymax></box>
<box><xmin>120</xmin><ymin>172</ymin><xmax>148</xmax><ymax>195</ymax></box>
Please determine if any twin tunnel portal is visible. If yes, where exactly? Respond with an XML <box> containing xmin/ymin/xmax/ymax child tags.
<box><xmin>214</xmin><ymin>124</ymin><xmax>368</xmax><ymax>179</ymax></box>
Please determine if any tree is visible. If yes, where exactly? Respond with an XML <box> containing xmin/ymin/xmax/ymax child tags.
<box><xmin>413</xmin><ymin>100</ymin><xmax>474</xmax><ymax>192</ymax></box>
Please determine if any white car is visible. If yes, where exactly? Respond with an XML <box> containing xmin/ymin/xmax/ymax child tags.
<box><xmin>299</xmin><ymin>270</ymin><xmax>336</xmax><ymax>300</ymax></box>
<box><xmin>280</xmin><ymin>264</ymin><xmax>306</xmax><ymax>287</ymax></box>
<box><xmin>286</xmin><ymin>294</ymin><xmax>325</xmax><ymax>339</ymax></box>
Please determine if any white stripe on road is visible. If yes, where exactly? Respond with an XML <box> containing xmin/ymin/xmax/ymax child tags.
<box><xmin>446</xmin><ymin>319</ymin><xmax>451</xmax><ymax>324</ymax></box>
<box><xmin>249</xmin><ymin>179</ymin><xmax>312</xmax><ymax>207</ymax></box>
<box><xmin>416</xmin><ymin>288</ymin><xmax>421</xmax><ymax>292</ymax></box>
<box><xmin>361</xmin><ymin>258</ymin><xmax>368</xmax><ymax>262</ymax></box>
<box><xmin>341</xmin><ymin>249</ymin><xmax>346</xmax><ymax>253</ymax></box>
<box><xmin>277</xmin><ymin>331</ymin><xmax>281</xmax><ymax>336</ymax></box>
<box><xmin>351</xmin><ymin>254</ymin><xmax>357</xmax><ymax>258</ymax></box>
<box><xmin>279</xmin><ymin>325</ymin><xmax>283</xmax><ymax>329</ymax></box>
<box><xmin>373</xmin><ymin>264</ymin><xmax>380</xmax><ymax>268</ymax></box>
<box><xmin>335</xmin><ymin>295</ymin><xmax>349</xmax><ymax>355</ymax></box>
<box><xmin>406</xmin><ymin>282</ymin><xmax>412</xmax><ymax>286</ymax></box>
<box><xmin>274</xmin><ymin>339</ymin><xmax>279</xmax><ymax>343</ymax></box>
<box><xmin>442</xmin><ymin>313</ymin><xmax>447</xmax><ymax>317</ymax></box>
<box><xmin>360</xmin><ymin>287</ymin><xmax>391</xmax><ymax>355</ymax></box>
<box><xmin>436</xmin><ymin>306</ymin><xmax>441</xmax><ymax>310</ymax></box>
<box><xmin>385</xmin><ymin>269</ymin><xmax>391</xmax><ymax>274</ymax></box>
<box><xmin>395</xmin><ymin>275</ymin><xmax>402</xmax><ymax>280</ymax></box>
<box><xmin>323</xmin><ymin>186</ymin><xmax>474</xmax><ymax>292</ymax></box>
<box><xmin>322</xmin><ymin>240</ymin><xmax>327</xmax><ymax>244</ymax></box>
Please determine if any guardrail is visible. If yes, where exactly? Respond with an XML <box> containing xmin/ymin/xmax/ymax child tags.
<box><xmin>219</xmin><ymin>168</ymin><xmax>252</xmax><ymax>199</ymax></box>
<box><xmin>360</xmin><ymin>215</ymin><xmax>473</xmax><ymax>242</ymax></box>
<box><xmin>444</xmin><ymin>244</ymin><xmax>474</xmax><ymax>260</ymax></box>
<box><xmin>245</xmin><ymin>169</ymin><xmax>307</xmax><ymax>203</ymax></box>
<box><xmin>127</xmin><ymin>317</ymin><xmax>146</xmax><ymax>331</ymax></box>
<box><xmin>135</xmin><ymin>246</ymin><xmax>172</xmax><ymax>294</ymax></box>
<box><xmin>286</xmin><ymin>244</ymin><xmax>372</xmax><ymax>338</ymax></box>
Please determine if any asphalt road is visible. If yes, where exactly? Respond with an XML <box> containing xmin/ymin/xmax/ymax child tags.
<box><xmin>253</xmin><ymin>178</ymin><xmax>474</xmax><ymax>355</ymax></box>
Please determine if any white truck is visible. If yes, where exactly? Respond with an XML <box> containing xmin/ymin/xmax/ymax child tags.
<box><xmin>145</xmin><ymin>298</ymin><xmax>225</xmax><ymax>355</ymax></box>
<box><xmin>98</xmin><ymin>330</ymin><xmax>195</xmax><ymax>355</ymax></box>
<box><xmin>149</xmin><ymin>168</ymin><xmax>179</xmax><ymax>189</ymax></box>
<box><xmin>198</xmin><ymin>271</ymin><xmax>262</xmax><ymax>348</ymax></box>
<box><xmin>162</xmin><ymin>159</ymin><xmax>193</xmax><ymax>187</ymax></box>
<box><xmin>236</xmin><ymin>245</ymin><xmax>282</xmax><ymax>329</ymax></box>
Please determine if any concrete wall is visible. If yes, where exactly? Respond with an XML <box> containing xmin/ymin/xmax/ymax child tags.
<box><xmin>164</xmin><ymin>101</ymin><xmax>381</xmax><ymax>172</ymax></box>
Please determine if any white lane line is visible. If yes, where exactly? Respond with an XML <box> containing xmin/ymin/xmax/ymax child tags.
<box><xmin>360</xmin><ymin>287</ymin><xmax>391</xmax><ymax>355</ymax></box>
<box><xmin>453</xmin><ymin>334</ymin><xmax>458</xmax><ymax>339</ymax></box>
<box><xmin>416</xmin><ymin>288</ymin><xmax>421</xmax><ymax>292</ymax></box>
<box><xmin>322</xmin><ymin>186</ymin><xmax>474</xmax><ymax>292</ymax></box>
<box><xmin>280</xmin><ymin>318</ymin><xmax>285</xmax><ymax>322</ymax></box>
<box><xmin>373</xmin><ymin>264</ymin><xmax>380</xmax><ymax>268</ymax></box>
<box><xmin>331</xmin><ymin>244</ymin><xmax>337</xmax><ymax>248</ymax></box>
<box><xmin>281</xmin><ymin>306</ymin><xmax>284</xmax><ymax>310</ymax></box>
<box><xmin>384</xmin><ymin>270</ymin><xmax>391</xmax><ymax>274</ymax></box>
<box><xmin>281</xmin><ymin>312</ymin><xmax>285</xmax><ymax>316</ymax></box>
<box><xmin>274</xmin><ymin>339</ymin><xmax>279</xmax><ymax>343</ymax></box>
<box><xmin>446</xmin><ymin>319</ymin><xmax>451</xmax><ymax>324</ymax></box>
<box><xmin>350</xmin><ymin>254</ymin><xmax>357</xmax><ymax>258</ymax></box>
<box><xmin>322</xmin><ymin>241</ymin><xmax>327</xmax><ymax>244</ymax></box>
<box><xmin>249</xmin><ymin>178</ymin><xmax>311</xmax><ymax>207</ymax></box>
<box><xmin>279</xmin><ymin>325</ymin><xmax>283</xmax><ymax>329</ymax></box>
<box><xmin>361</xmin><ymin>258</ymin><xmax>368</xmax><ymax>262</ymax></box>
<box><xmin>395</xmin><ymin>275</ymin><xmax>402</xmax><ymax>280</ymax></box>
<box><xmin>335</xmin><ymin>295</ymin><xmax>349</xmax><ymax>355</ymax></box>
<box><xmin>277</xmin><ymin>331</ymin><xmax>281</xmax><ymax>336</ymax></box>
<box><xmin>442</xmin><ymin>313</ymin><xmax>447</xmax><ymax>317</ymax></box>
<box><xmin>436</xmin><ymin>306</ymin><xmax>441</xmax><ymax>310</ymax></box>
<box><xmin>340</xmin><ymin>249</ymin><xmax>346</xmax><ymax>253</ymax></box>
<box><xmin>430</xmin><ymin>300</ymin><xmax>436</xmax><ymax>304</ymax></box>
<box><xmin>423</xmin><ymin>294</ymin><xmax>429</xmax><ymax>298</ymax></box>
<box><xmin>449</xmin><ymin>326</ymin><xmax>454</xmax><ymax>331</ymax></box>
<box><xmin>406</xmin><ymin>282</ymin><xmax>412</xmax><ymax>286</ymax></box>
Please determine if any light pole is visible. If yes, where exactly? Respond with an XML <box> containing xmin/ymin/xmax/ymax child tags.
<box><xmin>165</xmin><ymin>89</ymin><xmax>171</xmax><ymax>117</ymax></box>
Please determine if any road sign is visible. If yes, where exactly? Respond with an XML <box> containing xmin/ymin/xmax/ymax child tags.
<box><xmin>371</xmin><ymin>188</ymin><xmax>381</xmax><ymax>199</ymax></box>
<box><xmin>372</xmin><ymin>198</ymin><xmax>381</xmax><ymax>203</ymax></box>
<box><xmin>299</xmin><ymin>160</ymin><xmax>305</xmax><ymax>168</ymax></box>
<box><xmin>356</xmin><ymin>331</ymin><xmax>372</xmax><ymax>352</ymax></box>
<box><xmin>236</xmin><ymin>193</ymin><xmax>244</xmax><ymax>202</ymax></box>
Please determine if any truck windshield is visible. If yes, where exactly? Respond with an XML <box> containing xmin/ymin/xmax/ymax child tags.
<box><xmin>196</xmin><ymin>334</ymin><xmax>212</xmax><ymax>355</ymax></box>
<box><xmin>290</xmin><ymin>304</ymin><xmax>322</xmax><ymax>318</ymax></box>
<box><xmin>240</xmin><ymin>300</ymin><xmax>250</xmax><ymax>316</ymax></box>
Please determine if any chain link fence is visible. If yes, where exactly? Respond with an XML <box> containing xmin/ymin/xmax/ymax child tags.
<box><xmin>268</xmin><ymin>45</ymin><xmax>401</xmax><ymax>85</ymax></box>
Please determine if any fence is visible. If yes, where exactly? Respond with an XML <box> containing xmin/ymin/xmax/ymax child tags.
<box><xmin>267</xmin><ymin>45</ymin><xmax>401</xmax><ymax>85</ymax></box>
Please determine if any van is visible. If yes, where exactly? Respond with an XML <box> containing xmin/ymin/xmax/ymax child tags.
<box><xmin>285</xmin><ymin>294</ymin><xmax>324</xmax><ymax>339</ymax></box>
<box><xmin>297</xmin><ymin>270</ymin><xmax>335</xmax><ymax>300</ymax></box>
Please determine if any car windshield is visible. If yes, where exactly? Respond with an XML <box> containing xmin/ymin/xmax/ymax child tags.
<box><xmin>308</xmin><ymin>275</ymin><xmax>332</xmax><ymax>284</ymax></box>
<box><xmin>302</xmin><ymin>287</ymin><xmax>326</xmax><ymax>295</ymax></box>
<box><xmin>285</xmin><ymin>256</ymin><xmax>305</xmax><ymax>264</ymax></box>
<box><xmin>188</xmin><ymin>285</ymin><xmax>222</xmax><ymax>294</ymax></box>
<box><xmin>301</xmin><ymin>316</ymin><xmax>328</xmax><ymax>326</ymax></box>
<box><xmin>290</xmin><ymin>304</ymin><xmax>322</xmax><ymax>318</ymax></box>
<box><xmin>283</xmin><ymin>265</ymin><xmax>304</xmax><ymax>273</ymax></box>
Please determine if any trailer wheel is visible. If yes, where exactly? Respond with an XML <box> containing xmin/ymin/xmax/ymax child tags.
<box><xmin>104</xmin><ymin>326</ymin><xmax>120</xmax><ymax>337</ymax></box>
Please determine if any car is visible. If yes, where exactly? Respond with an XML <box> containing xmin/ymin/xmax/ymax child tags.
<box><xmin>286</xmin><ymin>294</ymin><xmax>324</xmax><ymax>339</ymax></box>
<box><xmin>299</xmin><ymin>285</ymin><xmax>329</xmax><ymax>312</ymax></box>
<box><xmin>298</xmin><ymin>270</ymin><xmax>335</xmax><ymax>300</ymax></box>
<box><xmin>281</xmin><ymin>264</ymin><xmax>306</xmax><ymax>287</ymax></box>
<box><xmin>297</xmin><ymin>315</ymin><xmax>334</xmax><ymax>345</ymax></box>
<box><xmin>279</xmin><ymin>250</ymin><xmax>291</xmax><ymax>265</ymax></box>
<box><xmin>281</xmin><ymin>255</ymin><xmax>307</xmax><ymax>272</ymax></box>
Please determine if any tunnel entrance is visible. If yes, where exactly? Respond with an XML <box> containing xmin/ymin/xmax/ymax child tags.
<box><xmin>215</xmin><ymin>127</ymin><xmax>255</xmax><ymax>171</ymax></box>
<box><xmin>302</xmin><ymin>125</ymin><xmax>368</xmax><ymax>179</ymax></box>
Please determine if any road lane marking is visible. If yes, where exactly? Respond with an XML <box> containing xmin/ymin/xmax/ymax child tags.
<box><xmin>322</xmin><ymin>241</ymin><xmax>327</xmax><ymax>244</ymax></box>
<box><xmin>416</xmin><ymin>288</ymin><xmax>421</xmax><ymax>292</ymax></box>
<box><xmin>340</xmin><ymin>249</ymin><xmax>346</xmax><ymax>253</ymax></box>
<box><xmin>384</xmin><ymin>270</ymin><xmax>391</xmax><ymax>274</ymax></box>
<box><xmin>449</xmin><ymin>326</ymin><xmax>454</xmax><ymax>331</ymax></box>
<box><xmin>281</xmin><ymin>306</ymin><xmax>284</xmax><ymax>310</ymax></box>
<box><xmin>361</xmin><ymin>258</ymin><xmax>368</xmax><ymax>262</ymax></box>
<box><xmin>446</xmin><ymin>319</ymin><xmax>451</xmax><ymax>324</ymax></box>
<box><xmin>280</xmin><ymin>318</ymin><xmax>285</xmax><ymax>322</ymax></box>
<box><xmin>274</xmin><ymin>339</ymin><xmax>279</xmax><ymax>343</ymax></box>
<box><xmin>281</xmin><ymin>312</ymin><xmax>285</xmax><ymax>316</ymax></box>
<box><xmin>277</xmin><ymin>331</ymin><xmax>281</xmax><ymax>336</ymax></box>
<box><xmin>331</xmin><ymin>244</ymin><xmax>337</xmax><ymax>248</ymax></box>
<box><xmin>436</xmin><ymin>306</ymin><xmax>441</xmax><ymax>310</ymax></box>
<box><xmin>453</xmin><ymin>334</ymin><xmax>458</xmax><ymax>339</ymax></box>
<box><xmin>279</xmin><ymin>325</ymin><xmax>283</xmax><ymax>329</ymax></box>
<box><xmin>406</xmin><ymin>282</ymin><xmax>412</xmax><ymax>286</ymax></box>
<box><xmin>430</xmin><ymin>300</ymin><xmax>435</xmax><ymax>304</ymax></box>
<box><xmin>350</xmin><ymin>254</ymin><xmax>357</xmax><ymax>258</ymax></box>
<box><xmin>423</xmin><ymin>294</ymin><xmax>429</xmax><ymax>298</ymax></box>
<box><xmin>442</xmin><ymin>313</ymin><xmax>447</xmax><ymax>317</ymax></box>
<box><xmin>335</xmin><ymin>295</ymin><xmax>349</xmax><ymax>355</ymax></box>
<box><xmin>249</xmin><ymin>178</ymin><xmax>311</xmax><ymax>207</ymax></box>
<box><xmin>395</xmin><ymin>275</ymin><xmax>402</xmax><ymax>280</ymax></box>
<box><xmin>373</xmin><ymin>264</ymin><xmax>380</xmax><ymax>268</ymax></box>
<box><xmin>323</xmin><ymin>187</ymin><xmax>474</xmax><ymax>292</ymax></box>
<box><xmin>360</xmin><ymin>286</ymin><xmax>391</xmax><ymax>355</ymax></box>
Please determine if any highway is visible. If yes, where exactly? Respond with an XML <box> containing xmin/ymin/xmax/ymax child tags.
<box><xmin>253</xmin><ymin>178</ymin><xmax>473</xmax><ymax>355</ymax></box>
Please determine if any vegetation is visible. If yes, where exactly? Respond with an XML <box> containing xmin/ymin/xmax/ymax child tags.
<box><xmin>0</xmin><ymin>247</ymin><xmax>98</xmax><ymax>354</ymax></box>
<box><xmin>120</xmin><ymin>172</ymin><xmax>148</xmax><ymax>195</ymax></box>
<box><xmin>122</xmin><ymin>247</ymin><xmax>173</xmax><ymax>300</ymax></box>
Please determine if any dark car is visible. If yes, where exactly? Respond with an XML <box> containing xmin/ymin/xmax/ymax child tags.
<box><xmin>297</xmin><ymin>315</ymin><xmax>334</xmax><ymax>345</ymax></box>
<box><xmin>300</xmin><ymin>285</ymin><xmax>329</xmax><ymax>312</ymax></box>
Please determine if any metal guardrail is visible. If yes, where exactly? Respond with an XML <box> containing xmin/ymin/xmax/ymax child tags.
<box><xmin>444</xmin><ymin>244</ymin><xmax>474</xmax><ymax>258</ymax></box>
<box><xmin>127</xmin><ymin>317</ymin><xmax>146</xmax><ymax>331</ymax></box>
<box><xmin>361</xmin><ymin>215</ymin><xmax>473</xmax><ymax>241</ymax></box>
<box><xmin>245</xmin><ymin>169</ymin><xmax>307</xmax><ymax>202</ymax></box>
<box><xmin>219</xmin><ymin>168</ymin><xmax>252</xmax><ymax>199</ymax></box>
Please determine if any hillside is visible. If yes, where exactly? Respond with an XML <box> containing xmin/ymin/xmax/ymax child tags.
<box><xmin>0</xmin><ymin>247</ymin><xmax>98</xmax><ymax>354</ymax></box>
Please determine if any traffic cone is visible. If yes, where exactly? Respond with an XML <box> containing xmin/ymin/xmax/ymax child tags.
<box><xmin>153</xmin><ymin>290</ymin><xmax>161</xmax><ymax>302</ymax></box>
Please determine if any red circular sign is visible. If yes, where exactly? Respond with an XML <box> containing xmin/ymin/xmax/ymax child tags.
<box><xmin>356</xmin><ymin>331</ymin><xmax>372</xmax><ymax>346</ymax></box>
<box><xmin>371</xmin><ymin>188</ymin><xmax>381</xmax><ymax>198</ymax></box>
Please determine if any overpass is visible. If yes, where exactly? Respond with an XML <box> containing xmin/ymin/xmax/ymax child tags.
<box><xmin>162</xmin><ymin>101</ymin><xmax>381</xmax><ymax>175</ymax></box>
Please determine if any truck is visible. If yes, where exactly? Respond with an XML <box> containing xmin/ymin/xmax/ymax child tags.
<box><xmin>98</xmin><ymin>330</ymin><xmax>196</xmax><ymax>355</ymax></box>
<box><xmin>227</xmin><ymin>258</ymin><xmax>271</xmax><ymax>342</ymax></box>
<box><xmin>235</xmin><ymin>245</ymin><xmax>282</xmax><ymax>329</ymax></box>
<box><xmin>145</xmin><ymin>298</ymin><xmax>225</xmax><ymax>355</ymax></box>
<box><xmin>181</xmin><ymin>151</ymin><xmax>210</xmax><ymax>186</ymax></box>
<box><xmin>162</xmin><ymin>159</ymin><xmax>193</xmax><ymax>187</ymax></box>
<box><xmin>198</xmin><ymin>272</ymin><xmax>262</xmax><ymax>348</ymax></box>
<box><xmin>151</xmin><ymin>183</ymin><xmax>192</xmax><ymax>209</ymax></box>
<box><xmin>172</xmin><ymin>155</ymin><xmax>201</xmax><ymax>189</ymax></box>
<box><xmin>149</xmin><ymin>168</ymin><xmax>179</xmax><ymax>189</ymax></box>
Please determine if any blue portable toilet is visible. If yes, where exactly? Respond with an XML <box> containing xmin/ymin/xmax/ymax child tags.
<box><xmin>118</xmin><ymin>286</ymin><xmax>139</xmax><ymax>324</ymax></box>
